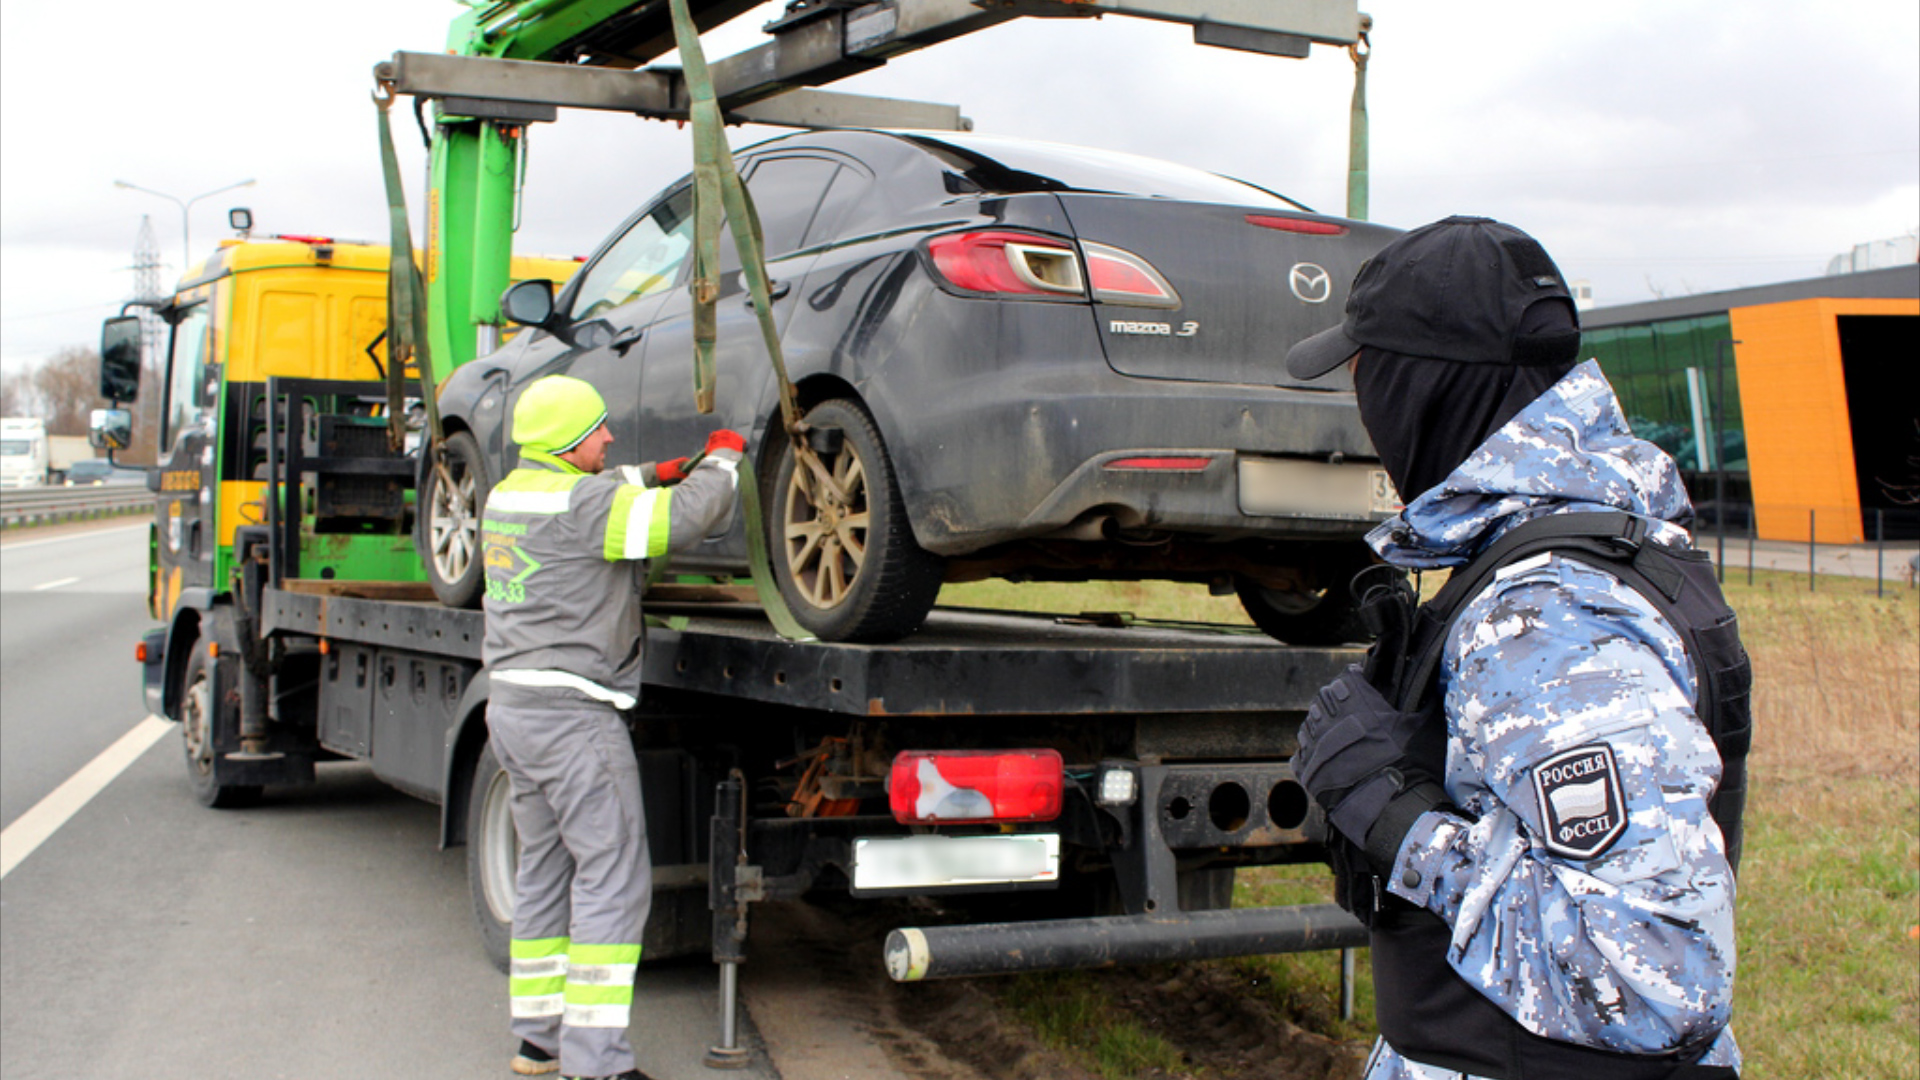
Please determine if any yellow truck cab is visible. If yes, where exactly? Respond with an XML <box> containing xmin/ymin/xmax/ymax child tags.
<box><xmin>120</xmin><ymin>235</ymin><xmax>577</xmax><ymax>625</ymax></box>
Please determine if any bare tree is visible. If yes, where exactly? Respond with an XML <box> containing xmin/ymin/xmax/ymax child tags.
<box><xmin>32</xmin><ymin>346</ymin><xmax>108</xmax><ymax>435</ymax></box>
<box><xmin>0</xmin><ymin>368</ymin><xmax>37</xmax><ymax>416</ymax></box>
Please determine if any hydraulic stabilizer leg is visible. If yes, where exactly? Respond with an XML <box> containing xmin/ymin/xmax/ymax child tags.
<box><xmin>705</xmin><ymin>769</ymin><xmax>753</xmax><ymax>1069</ymax></box>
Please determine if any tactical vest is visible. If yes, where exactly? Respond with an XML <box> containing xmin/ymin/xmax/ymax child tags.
<box><xmin>1355</xmin><ymin>511</ymin><xmax>1751</xmax><ymax>1080</ymax></box>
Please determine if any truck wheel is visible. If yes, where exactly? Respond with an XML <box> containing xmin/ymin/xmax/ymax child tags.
<box><xmin>179</xmin><ymin>637</ymin><xmax>262</xmax><ymax>809</ymax></box>
<box><xmin>466</xmin><ymin>740</ymin><xmax>517</xmax><ymax>974</ymax></box>
<box><xmin>1234</xmin><ymin>546</ymin><xmax>1377</xmax><ymax>646</ymax></box>
<box><xmin>769</xmin><ymin>399</ymin><xmax>944</xmax><ymax>643</ymax></box>
<box><xmin>422</xmin><ymin>430</ymin><xmax>491</xmax><ymax>609</ymax></box>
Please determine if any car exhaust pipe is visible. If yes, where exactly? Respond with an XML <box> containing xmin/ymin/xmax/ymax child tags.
<box><xmin>884</xmin><ymin>904</ymin><xmax>1367</xmax><ymax>982</ymax></box>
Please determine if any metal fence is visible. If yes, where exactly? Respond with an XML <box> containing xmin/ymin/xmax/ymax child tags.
<box><xmin>0</xmin><ymin>485</ymin><xmax>155</xmax><ymax>529</ymax></box>
<box><xmin>1691</xmin><ymin>503</ymin><xmax>1920</xmax><ymax>596</ymax></box>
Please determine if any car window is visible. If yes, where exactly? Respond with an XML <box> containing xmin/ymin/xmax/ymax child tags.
<box><xmin>718</xmin><ymin>155</ymin><xmax>841</xmax><ymax>272</ymax></box>
<box><xmin>569</xmin><ymin>186</ymin><xmax>695</xmax><ymax>321</ymax></box>
<box><xmin>802</xmin><ymin>163</ymin><xmax>871</xmax><ymax>249</ymax></box>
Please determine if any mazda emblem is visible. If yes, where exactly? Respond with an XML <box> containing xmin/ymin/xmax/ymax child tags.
<box><xmin>1289</xmin><ymin>263</ymin><xmax>1332</xmax><ymax>303</ymax></box>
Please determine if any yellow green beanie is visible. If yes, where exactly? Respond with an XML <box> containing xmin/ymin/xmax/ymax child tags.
<box><xmin>512</xmin><ymin>375</ymin><xmax>608</xmax><ymax>453</ymax></box>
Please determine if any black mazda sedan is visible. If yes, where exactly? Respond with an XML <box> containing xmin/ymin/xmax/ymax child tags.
<box><xmin>423</xmin><ymin>129</ymin><xmax>1402</xmax><ymax>643</ymax></box>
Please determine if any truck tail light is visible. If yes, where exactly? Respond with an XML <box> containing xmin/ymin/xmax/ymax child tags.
<box><xmin>135</xmin><ymin>642</ymin><xmax>149</xmax><ymax>663</ymax></box>
<box><xmin>889</xmin><ymin>749</ymin><xmax>1064</xmax><ymax>824</ymax></box>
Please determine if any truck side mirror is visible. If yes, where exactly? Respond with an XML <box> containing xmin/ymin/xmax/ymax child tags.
<box><xmin>100</xmin><ymin>316</ymin><xmax>143</xmax><ymax>402</ymax></box>
<box><xmin>90</xmin><ymin>408</ymin><xmax>133</xmax><ymax>451</ymax></box>
<box><xmin>501</xmin><ymin>279</ymin><xmax>557</xmax><ymax>329</ymax></box>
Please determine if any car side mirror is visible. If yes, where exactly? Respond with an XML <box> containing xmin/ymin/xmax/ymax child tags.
<box><xmin>90</xmin><ymin>408</ymin><xmax>133</xmax><ymax>451</ymax></box>
<box><xmin>100</xmin><ymin>316</ymin><xmax>143</xmax><ymax>402</ymax></box>
<box><xmin>501</xmin><ymin>279</ymin><xmax>558</xmax><ymax>329</ymax></box>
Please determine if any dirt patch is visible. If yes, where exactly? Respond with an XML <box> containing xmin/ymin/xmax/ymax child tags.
<box><xmin>743</xmin><ymin>897</ymin><xmax>1366</xmax><ymax>1080</ymax></box>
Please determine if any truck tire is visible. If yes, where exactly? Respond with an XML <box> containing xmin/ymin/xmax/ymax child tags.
<box><xmin>769</xmin><ymin>398</ymin><xmax>944</xmax><ymax>643</ymax></box>
<box><xmin>421</xmin><ymin>430</ymin><xmax>491</xmax><ymax>610</ymax></box>
<box><xmin>467</xmin><ymin>740</ymin><xmax>517</xmax><ymax>974</ymax></box>
<box><xmin>179</xmin><ymin>636</ymin><xmax>263</xmax><ymax>809</ymax></box>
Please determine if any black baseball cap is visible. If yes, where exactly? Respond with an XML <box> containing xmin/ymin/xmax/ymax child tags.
<box><xmin>1286</xmin><ymin>215</ymin><xmax>1582</xmax><ymax>380</ymax></box>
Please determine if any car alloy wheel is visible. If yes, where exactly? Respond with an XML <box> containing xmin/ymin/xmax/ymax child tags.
<box><xmin>421</xmin><ymin>430</ymin><xmax>491</xmax><ymax>609</ymax></box>
<box><xmin>771</xmin><ymin>398</ymin><xmax>943</xmax><ymax>643</ymax></box>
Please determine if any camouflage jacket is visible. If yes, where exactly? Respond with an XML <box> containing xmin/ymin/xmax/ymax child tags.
<box><xmin>1364</xmin><ymin>361</ymin><xmax>1740</xmax><ymax>1078</ymax></box>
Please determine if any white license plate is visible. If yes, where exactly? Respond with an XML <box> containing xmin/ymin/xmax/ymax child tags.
<box><xmin>851</xmin><ymin>834</ymin><xmax>1060</xmax><ymax>892</ymax></box>
<box><xmin>1238</xmin><ymin>458</ymin><xmax>1398</xmax><ymax>519</ymax></box>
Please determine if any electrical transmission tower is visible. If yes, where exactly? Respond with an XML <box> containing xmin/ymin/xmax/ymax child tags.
<box><xmin>131</xmin><ymin>214</ymin><xmax>166</xmax><ymax>364</ymax></box>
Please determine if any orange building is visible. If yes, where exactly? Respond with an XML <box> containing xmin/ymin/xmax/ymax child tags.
<box><xmin>1581</xmin><ymin>265</ymin><xmax>1918</xmax><ymax>543</ymax></box>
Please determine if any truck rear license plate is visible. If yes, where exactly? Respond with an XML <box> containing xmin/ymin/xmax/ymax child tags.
<box><xmin>1237</xmin><ymin>458</ymin><xmax>1398</xmax><ymax>519</ymax></box>
<box><xmin>851</xmin><ymin>833</ymin><xmax>1060</xmax><ymax>892</ymax></box>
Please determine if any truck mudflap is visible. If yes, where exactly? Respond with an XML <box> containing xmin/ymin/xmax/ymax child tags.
<box><xmin>883</xmin><ymin>904</ymin><xmax>1368</xmax><ymax>982</ymax></box>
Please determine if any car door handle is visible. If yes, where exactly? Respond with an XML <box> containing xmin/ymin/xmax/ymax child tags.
<box><xmin>744</xmin><ymin>280</ymin><xmax>792</xmax><ymax>307</ymax></box>
<box><xmin>611</xmin><ymin>326</ymin><xmax>644</xmax><ymax>356</ymax></box>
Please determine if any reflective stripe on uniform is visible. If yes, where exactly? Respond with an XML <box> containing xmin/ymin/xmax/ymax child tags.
<box><xmin>492</xmin><ymin>669</ymin><xmax>636</xmax><ymax>711</ymax></box>
<box><xmin>605</xmin><ymin>484</ymin><xmax>674</xmax><ymax>561</ymax></box>
<box><xmin>563</xmin><ymin>942</ymin><xmax>641</xmax><ymax>1028</ymax></box>
<box><xmin>489</xmin><ymin>487</ymin><xmax>575</xmax><ymax>515</ymax></box>
<box><xmin>510</xmin><ymin>937</ymin><xmax>570</xmax><ymax>1017</ymax></box>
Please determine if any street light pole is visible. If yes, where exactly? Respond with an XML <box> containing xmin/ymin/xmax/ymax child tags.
<box><xmin>113</xmin><ymin>178</ymin><xmax>257</xmax><ymax>270</ymax></box>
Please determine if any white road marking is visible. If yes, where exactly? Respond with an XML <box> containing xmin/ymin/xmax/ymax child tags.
<box><xmin>31</xmin><ymin>576</ymin><xmax>81</xmax><ymax>591</ymax></box>
<box><xmin>0</xmin><ymin>715</ymin><xmax>173</xmax><ymax>880</ymax></box>
<box><xmin>0</xmin><ymin>523</ymin><xmax>146</xmax><ymax>551</ymax></box>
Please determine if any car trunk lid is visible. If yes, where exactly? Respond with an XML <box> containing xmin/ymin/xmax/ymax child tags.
<box><xmin>1058</xmin><ymin>196</ymin><xmax>1399</xmax><ymax>389</ymax></box>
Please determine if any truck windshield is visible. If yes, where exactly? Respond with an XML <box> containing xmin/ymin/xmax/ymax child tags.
<box><xmin>0</xmin><ymin>440</ymin><xmax>28</xmax><ymax>455</ymax></box>
<box><xmin>163</xmin><ymin>303</ymin><xmax>212</xmax><ymax>448</ymax></box>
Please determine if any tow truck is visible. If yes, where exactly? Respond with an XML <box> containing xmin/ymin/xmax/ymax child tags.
<box><xmin>92</xmin><ymin>0</ymin><xmax>1376</xmax><ymax>1062</ymax></box>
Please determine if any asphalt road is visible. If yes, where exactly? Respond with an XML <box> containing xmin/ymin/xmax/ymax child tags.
<box><xmin>0</xmin><ymin>522</ymin><xmax>780</xmax><ymax>1080</ymax></box>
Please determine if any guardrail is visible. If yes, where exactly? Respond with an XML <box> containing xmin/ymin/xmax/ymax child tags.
<box><xmin>0</xmin><ymin>484</ymin><xmax>155</xmax><ymax>529</ymax></box>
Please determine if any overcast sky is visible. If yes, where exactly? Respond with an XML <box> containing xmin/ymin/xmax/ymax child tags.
<box><xmin>2</xmin><ymin>0</ymin><xmax>1915</xmax><ymax>375</ymax></box>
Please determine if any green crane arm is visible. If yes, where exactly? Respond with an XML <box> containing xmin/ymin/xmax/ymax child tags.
<box><xmin>426</xmin><ymin>1</ymin><xmax>763</xmax><ymax>382</ymax></box>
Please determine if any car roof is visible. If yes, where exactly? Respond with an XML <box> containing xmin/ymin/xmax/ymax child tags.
<box><xmin>742</xmin><ymin>128</ymin><xmax>1315</xmax><ymax>213</ymax></box>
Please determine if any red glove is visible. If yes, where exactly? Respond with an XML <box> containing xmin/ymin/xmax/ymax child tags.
<box><xmin>655</xmin><ymin>457</ymin><xmax>691</xmax><ymax>484</ymax></box>
<box><xmin>704</xmin><ymin>429</ymin><xmax>746</xmax><ymax>456</ymax></box>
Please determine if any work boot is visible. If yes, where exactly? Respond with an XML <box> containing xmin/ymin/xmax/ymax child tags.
<box><xmin>509</xmin><ymin>1040</ymin><xmax>558</xmax><ymax>1076</ymax></box>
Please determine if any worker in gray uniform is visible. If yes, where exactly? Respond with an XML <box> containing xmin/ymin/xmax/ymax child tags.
<box><xmin>480</xmin><ymin>374</ymin><xmax>744</xmax><ymax>1080</ymax></box>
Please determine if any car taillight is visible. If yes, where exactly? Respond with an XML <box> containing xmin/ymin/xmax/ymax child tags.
<box><xmin>889</xmin><ymin>749</ymin><xmax>1065</xmax><ymax>824</ymax></box>
<box><xmin>1083</xmin><ymin>242</ymin><xmax>1181</xmax><ymax>308</ymax></box>
<box><xmin>927</xmin><ymin>231</ymin><xmax>1082</xmax><ymax>296</ymax></box>
<box><xmin>1103</xmin><ymin>456</ymin><xmax>1216</xmax><ymax>472</ymax></box>
<box><xmin>1245</xmin><ymin>214</ymin><xmax>1349</xmax><ymax>236</ymax></box>
<box><xmin>926</xmin><ymin>231</ymin><xmax>1180</xmax><ymax>309</ymax></box>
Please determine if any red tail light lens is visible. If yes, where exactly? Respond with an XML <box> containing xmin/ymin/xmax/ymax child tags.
<box><xmin>1103</xmin><ymin>456</ymin><xmax>1215</xmax><ymax>472</ymax></box>
<box><xmin>889</xmin><ymin>749</ymin><xmax>1065</xmax><ymax>824</ymax></box>
<box><xmin>1083</xmin><ymin>242</ymin><xmax>1181</xmax><ymax>308</ymax></box>
<box><xmin>927</xmin><ymin>231</ymin><xmax>1083</xmax><ymax>297</ymax></box>
<box><xmin>1245</xmin><ymin>215</ymin><xmax>1349</xmax><ymax>236</ymax></box>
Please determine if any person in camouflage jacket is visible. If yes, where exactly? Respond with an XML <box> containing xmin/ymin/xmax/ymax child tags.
<box><xmin>1286</xmin><ymin>218</ymin><xmax>1740</xmax><ymax>1080</ymax></box>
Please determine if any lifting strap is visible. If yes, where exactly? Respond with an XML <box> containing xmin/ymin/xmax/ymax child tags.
<box><xmin>373</xmin><ymin>82</ymin><xmax>441</xmax><ymax>455</ymax></box>
<box><xmin>667</xmin><ymin>0</ymin><xmax>820</xmax><ymax>641</ymax></box>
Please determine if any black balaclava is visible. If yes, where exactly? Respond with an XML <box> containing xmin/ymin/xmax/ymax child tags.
<box><xmin>1354</xmin><ymin>299</ymin><xmax>1579</xmax><ymax>504</ymax></box>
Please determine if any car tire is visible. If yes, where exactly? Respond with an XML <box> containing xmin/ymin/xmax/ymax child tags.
<box><xmin>1235</xmin><ymin>546</ymin><xmax>1377</xmax><ymax>646</ymax></box>
<box><xmin>466</xmin><ymin>739</ymin><xmax>517</xmax><ymax>974</ymax></box>
<box><xmin>180</xmin><ymin>636</ymin><xmax>263</xmax><ymax>810</ymax></box>
<box><xmin>769</xmin><ymin>398</ymin><xmax>944</xmax><ymax>643</ymax></box>
<box><xmin>421</xmin><ymin>430</ymin><xmax>491</xmax><ymax>610</ymax></box>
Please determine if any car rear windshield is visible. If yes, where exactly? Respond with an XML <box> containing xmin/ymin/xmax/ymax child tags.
<box><xmin>904</xmin><ymin>133</ymin><xmax>1313</xmax><ymax>212</ymax></box>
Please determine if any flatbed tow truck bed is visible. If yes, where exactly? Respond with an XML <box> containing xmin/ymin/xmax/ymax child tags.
<box><xmin>262</xmin><ymin>587</ymin><xmax>1361</xmax><ymax>718</ymax></box>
